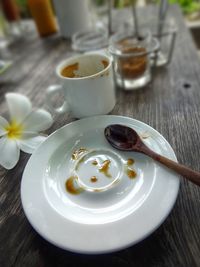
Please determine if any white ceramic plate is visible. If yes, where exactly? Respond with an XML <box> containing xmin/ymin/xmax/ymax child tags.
<box><xmin>21</xmin><ymin>115</ymin><xmax>180</xmax><ymax>254</ymax></box>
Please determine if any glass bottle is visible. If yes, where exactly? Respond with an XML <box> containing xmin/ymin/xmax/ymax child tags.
<box><xmin>1</xmin><ymin>0</ymin><xmax>22</xmax><ymax>38</ymax></box>
<box><xmin>28</xmin><ymin>0</ymin><xmax>57</xmax><ymax>37</ymax></box>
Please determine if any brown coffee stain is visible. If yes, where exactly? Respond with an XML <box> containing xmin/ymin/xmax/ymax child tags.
<box><xmin>72</xmin><ymin>148</ymin><xmax>88</xmax><ymax>160</ymax></box>
<box><xmin>127</xmin><ymin>158</ymin><xmax>135</xmax><ymax>166</ymax></box>
<box><xmin>61</xmin><ymin>62</ymin><xmax>79</xmax><ymax>78</ymax></box>
<box><xmin>65</xmin><ymin>176</ymin><xmax>84</xmax><ymax>195</ymax></box>
<box><xmin>124</xmin><ymin>158</ymin><xmax>137</xmax><ymax>179</ymax></box>
<box><xmin>99</xmin><ymin>160</ymin><xmax>111</xmax><ymax>178</ymax></box>
<box><xmin>102</xmin><ymin>60</ymin><xmax>109</xmax><ymax>69</ymax></box>
<box><xmin>126</xmin><ymin>168</ymin><xmax>137</xmax><ymax>179</ymax></box>
<box><xmin>90</xmin><ymin>176</ymin><xmax>98</xmax><ymax>183</ymax></box>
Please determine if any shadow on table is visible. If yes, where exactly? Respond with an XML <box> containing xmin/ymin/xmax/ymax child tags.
<box><xmin>35</xmin><ymin>227</ymin><xmax>170</xmax><ymax>267</ymax></box>
<box><xmin>25</xmin><ymin>212</ymin><xmax>178</xmax><ymax>267</ymax></box>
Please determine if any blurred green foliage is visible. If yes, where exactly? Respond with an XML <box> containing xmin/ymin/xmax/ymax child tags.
<box><xmin>16</xmin><ymin>0</ymin><xmax>200</xmax><ymax>16</ymax></box>
<box><xmin>16</xmin><ymin>0</ymin><xmax>27</xmax><ymax>9</ymax></box>
<box><xmin>168</xmin><ymin>0</ymin><xmax>200</xmax><ymax>14</ymax></box>
<box><xmin>16</xmin><ymin>0</ymin><xmax>28</xmax><ymax>17</ymax></box>
<box><xmin>95</xmin><ymin>0</ymin><xmax>200</xmax><ymax>14</ymax></box>
<box><xmin>94</xmin><ymin>0</ymin><xmax>132</xmax><ymax>8</ymax></box>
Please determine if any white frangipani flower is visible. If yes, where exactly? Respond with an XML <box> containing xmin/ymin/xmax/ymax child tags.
<box><xmin>0</xmin><ymin>93</ymin><xmax>53</xmax><ymax>169</ymax></box>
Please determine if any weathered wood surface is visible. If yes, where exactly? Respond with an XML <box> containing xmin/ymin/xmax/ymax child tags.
<box><xmin>0</xmin><ymin>5</ymin><xmax>200</xmax><ymax>267</ymax></box>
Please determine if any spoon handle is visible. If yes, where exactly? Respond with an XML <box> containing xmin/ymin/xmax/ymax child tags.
<box><xmin>142</xmin><ymin>147</ymin><xmax>200</xmax><ymax>186</ymax></box>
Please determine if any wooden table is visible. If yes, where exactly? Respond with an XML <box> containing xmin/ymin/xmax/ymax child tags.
<box><xmin>1</xmin><ymin>5</ymin><xmax>200</xmax><ymax>267</ymax></box>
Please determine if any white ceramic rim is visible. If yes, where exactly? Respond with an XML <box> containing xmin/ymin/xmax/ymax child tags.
<box><xmin>21</xmin><ymin>115</ymin><xmax>180</xmax><ymax>254</ymax></box>
<box><xmin>56</xmin><ymin>53</ymin><xmax>112</xmax><ymax>81</ymax></box>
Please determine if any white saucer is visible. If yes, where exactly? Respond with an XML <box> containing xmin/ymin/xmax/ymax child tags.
<box><xmin>21</xmin><ymin>115</ymin><xmax>180</xmax><ymax>254</ymax></box>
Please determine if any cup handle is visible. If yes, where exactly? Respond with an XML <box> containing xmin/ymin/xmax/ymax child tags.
<box><xmin>46</xmin><ymin>85</ymin><xmax>69</xmax><ymax>114</ymax></box>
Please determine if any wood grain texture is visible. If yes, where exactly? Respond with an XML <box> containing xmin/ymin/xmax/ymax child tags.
<box><xmin>0</xmin><ymin>5</ymin><xmax>200</xmax><ymax>267</ymax></box>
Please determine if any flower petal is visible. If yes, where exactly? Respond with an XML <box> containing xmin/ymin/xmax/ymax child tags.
<box><xmin>6</xmin><ymin>93</ymin><xmax>32</xmax><ymax>124</ymax></box>
<box><xmin>0</xmin><ymin>116</ymin><xmax>9</xmax><ymax>136</ymax></box>
<box><xmin>18</xmin><ymin>135</ymin><xmax>47</xmax><ymax>154</ymax></box>
<box><xmin>0</xmin><ymin>137</ymin><xmax>20</xmax><ymax>169</ymax></box>
<box><xmin>23</xmin><ymin>109</ymin><xmax>53</xmax><ymax>132</ymax></box>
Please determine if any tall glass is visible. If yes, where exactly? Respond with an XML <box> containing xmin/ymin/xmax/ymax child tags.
<box><xmin>140</xmin><ymin>18</ymin><xmax>177</xmax><ymax>66</ymax></box>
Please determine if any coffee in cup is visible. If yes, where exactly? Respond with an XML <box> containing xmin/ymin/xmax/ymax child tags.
<box><xmin>46</xmin><ymin>53</ymin><xmax>116</xmax><ymax>119</ymax></box>
<box><xmin>60</xmin><ymin>59</ymin><xmax>109</xmax><ymax>78</ymax></box>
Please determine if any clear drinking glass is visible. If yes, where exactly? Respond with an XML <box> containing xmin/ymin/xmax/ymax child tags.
<box><xmin>72</xmin><ymin>26</ymin><xmax>109</xmax><ymax>52</ymax></box>
<box><xmin>109</xmin><ymin>29</ymin><xmax>159</xmax><ymax>90</ymax></box>
<box><xmin>140</xmin><ymin>18</ymin><xmax>177</xmax><ymax>66</ymax></box>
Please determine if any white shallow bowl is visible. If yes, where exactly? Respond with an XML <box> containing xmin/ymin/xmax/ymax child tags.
<box><xmin>21</xmin><ymin>115</ymin><xmax>180</xmax><ymax>254</ymax></box>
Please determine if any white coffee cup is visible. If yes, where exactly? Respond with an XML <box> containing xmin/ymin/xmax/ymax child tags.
<box><xmin>46</xmin><ymin>53</ymin><xmax>116</xmax><ymax>119</ymax></box>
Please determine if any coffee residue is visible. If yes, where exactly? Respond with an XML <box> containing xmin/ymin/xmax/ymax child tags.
<box><xmin>61</xmin><ymin>62</ymin><xmax>79</xmax><ymax>78</ymax></box>
<box><xmin>99</xmin><ymin>160</ymin><xmax>111</xmax><ymax>178</ymax></box>
<box><xmin>117</xmin><ymin>38</ymin><xmax>147</xmax><ymax>79</ymax></box>
<box><xmin>126</xmin><ymin>168</ymin><xmax>137</xmax><ymax>179</ymax></box>
<box><xmin>72</xmin><ymin>148</ymin><xmax>87</xmax><ymax>160</ymax></box>
<box><xmin>102</xmin><ymin>60</ymin><xmax>109</xmax><ymax>69</ymax></box>
<box><xmin>90</xmin><ymin>176</ymin><xmax>98</xmax><ymax>183</ymax></box>
<box><xmin>65</xmin><ymin>176</ymin><xmax>84</xmax><ymax>195</ymax></box>
<box><xmin>127</xmin><ymin>158</ymin><xmax>135</xmax><ymax>166</ymax></box>
<box><xmin>125</xmin><ymin>158</ymin><xmax>137</xmax><ymax>179</ymax></box>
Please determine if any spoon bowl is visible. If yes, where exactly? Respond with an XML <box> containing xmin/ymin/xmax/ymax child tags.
<box><xmin>105</xmin><ymin>124</ymin><xmax>138</xmax><ymax>151</ymax></box>
<box><xmin>105</xmin><ymin>124</ymin><xmax>200</xmax><ymax>187</ymax></box>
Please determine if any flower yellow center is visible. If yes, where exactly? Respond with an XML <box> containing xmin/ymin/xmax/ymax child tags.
<box><xmin>5</xmin><ymin>121</ymin><xmax>23</xmax><ymax>139</ymax></box>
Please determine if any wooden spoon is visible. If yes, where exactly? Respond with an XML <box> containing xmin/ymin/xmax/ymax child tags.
<box><xmin>104</xmin><ymin>124</ymin><xmax>200</xmax><ymax>186</ymax></box>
